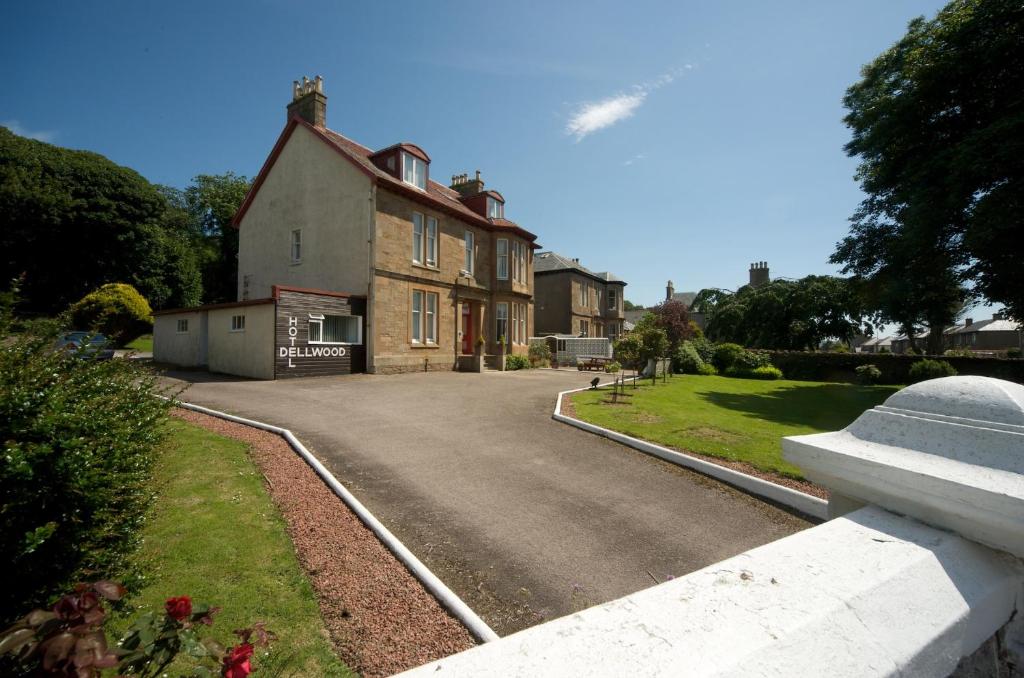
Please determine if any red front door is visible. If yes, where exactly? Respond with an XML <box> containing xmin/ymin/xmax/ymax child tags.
<box><xmin>461</xmin><ymin>303</ymin><xmax>472</xmax><ymax>354</ymax></box>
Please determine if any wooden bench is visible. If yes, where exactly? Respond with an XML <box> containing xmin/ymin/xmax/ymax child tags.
<box><xmin>577</xmin><ymin>355</ymin><xmax>612</xmax><ymax>371</ymax></box>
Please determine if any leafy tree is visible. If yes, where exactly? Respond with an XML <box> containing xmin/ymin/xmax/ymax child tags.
<box><xmin>0</xmin><ymin>127</ymin><xmax>201</xmax><ymax>313</ymax></box>
<box><xmin>831</xmin><ymin>0</ymin><xmax>1024</xmax><ymax>328</ymax></box>
<box><xmin>623</xmin><ymin>300</ymin><xmax>643</xmax><ymax>311</ymax></box>
<box><xmin>182</xmin><ymin>173</ymin><xmax>251</xmax><ymax>304</ymax></box>
<box><xmin>70</xmin><ymin>283</ymin><xmax>154</xmax><ymax>345</ymax></box>
<box><xmin>640</xmin><ymin>300</ymin><xmax>695</xmax><ymax>352</ymax></box>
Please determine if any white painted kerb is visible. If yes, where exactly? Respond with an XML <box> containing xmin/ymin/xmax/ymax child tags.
<box><xmin>397</xmin><ymin>505</ymin><xmax>1023</xmax><ymax>677</ymax></box>
<box><xmin>553</xmin><ymin>381</ymin><xmax>828</xmax><ymax>520</ymax></box>
<box><xmin>172</xmin><ymin>400</ymin><xmax>498</xmax><ymax>643</ymax></box>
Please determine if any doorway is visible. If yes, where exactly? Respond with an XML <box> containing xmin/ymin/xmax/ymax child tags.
<box><xmin>461</xmin><ymin>302</ymin><xmax>473</xmax><ymax>354</ymax></box>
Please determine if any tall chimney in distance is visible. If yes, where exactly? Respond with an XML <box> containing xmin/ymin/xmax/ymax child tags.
<box><xmin>666</xmin><ymin>280</ymin><xmax>675</xmax><ymax>301</ymax></box>
<box><xmin>749</xmin><ymin>261</ymin><xmax>770</xmax><ymax>288</ymax></box>
<box><xmin>286</xmin><ymin>75</ymin><xmax>327</xmax><ymax>127</ymax></box>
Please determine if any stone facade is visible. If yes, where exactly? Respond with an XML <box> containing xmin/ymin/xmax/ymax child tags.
<box><xmin>534</xmin><ymin>254</ymin><xmax>625</xmax><ymax>340</ymax></box>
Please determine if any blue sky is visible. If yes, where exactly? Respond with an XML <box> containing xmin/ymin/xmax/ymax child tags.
<box><xmin>4</xmin><ymin>0</ymin><xmax>977</xmax><ymax>317</ymax></box>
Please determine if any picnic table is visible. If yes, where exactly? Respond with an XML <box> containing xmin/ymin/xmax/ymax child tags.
<box><xmin>577</xmin><ymin>355</ymin><xmax>613</xmax><ymax>371</ymax></box>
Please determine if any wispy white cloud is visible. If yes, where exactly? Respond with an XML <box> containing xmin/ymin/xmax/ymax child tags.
<box><xmin>2</xmin><ymin>120</ymin><xmax>57</xmax><ymax>142</ymax></box>
<box><xmin>623</xmin><ymin>153</ymin><xmax>646</xmax><ymax>166</ymax></box>
<box><xmin>566</xmin><ymin>65</ymin><xmax>693</xmax><ymax>142</ymax></box>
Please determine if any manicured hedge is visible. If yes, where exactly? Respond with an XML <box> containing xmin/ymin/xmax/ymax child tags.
<box><xmin>768</xmin><ymin>351</ymin><xmax>1024</xmax><ymax>385</ymax></box>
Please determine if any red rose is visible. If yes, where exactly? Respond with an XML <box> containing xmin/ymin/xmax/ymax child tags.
<box><xmin>222</xmin><ymin>643</ymin><xmax>254</xmax><ymax>678</ymax></box>
<box><xmin>164</xmin><ymin>596</ymin><xmax>192</xmax><ymax>621</ymax></box>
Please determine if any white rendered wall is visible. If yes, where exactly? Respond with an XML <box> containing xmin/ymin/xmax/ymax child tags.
<box><xmin>236</xmin><ymin>124</ymin><xmax>373</xmax><ymax>301</ymax></box>
<box><xmin>207</xmin><ymin>305</ymin><xmax>275</xmax><ymax>379</ymax></box>
<box><xmin>153</xmin><ymin>312</ymin><xmax>206</xmax><ymax>366</ymax></box>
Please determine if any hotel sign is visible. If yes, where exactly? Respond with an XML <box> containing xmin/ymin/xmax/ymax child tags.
<box><xmin>279</xmin><ymin>315</ymin><xmax>347</xmax><ymax>368</ymax></box>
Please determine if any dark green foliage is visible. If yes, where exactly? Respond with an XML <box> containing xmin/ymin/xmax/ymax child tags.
<box><xmin>765</xmin><ymin>351</ymin><xmax>1023</xmax><ymax>384</ymax></box>
<box><xmin>0</xmin><ymin>127</ymin><xmax>201</xmax><ymax>313</ymax></box>
<box><xmin>180</xmin><ymin>174</ymin><xmax>252</xmax><ymax>304</ymax></box>
<box><xmin>69</xmin><ymin>283</ymin><xmax>153</xmax><ymax>345</ymax></box>
<box><xmin>832</xmin><ymin>0</ymin><xmax>1024</xmax><ymax>330</ymax></box>
<box><xmin>613</xmin><ymin>335</ymin><xmax>643</xmax><ymax>369</ymax></box>
<box><xmin>700</xmin><ymin>276</ymin><xmax>874</xmax><ymax>350</ymax></box>
<box><xmin>855</xmin><ymin>364</ymin><xmax>883</xmax><ymax>385</ymax></box>
<box><xmin>712</xmin><ymin>343</ymin><xmax>745</xmax><ymax>372</ymax></box>
<box><xmin>908</xmin><ymin>359</ymin><xmax>958</xmax><ymax>382</ymax></box>
<box><xmin>695</xmin><ymin>362</ymin><xmax>718</xmax><ymax>376</ymax></box>
<box><xmin>505</xmin><ymin>354</ymin><xmax>530</xmax><ymax>370</ymax></box>
<box><xmin>672</xmin><ymin>341</ymin><xmax>704</xmax><ymax>374</ymax></box>
<box><xmin>689</xmin><ymin>336</ymin><xmax>716</xmax><ymax>364</ymax></box>
<box><xmin>0</xmin><ymin>311</ymin><xmax>173</xmax><ymax>623</ymax></box>
<box><xmin>1009</xmin><ymin>348</ymin><xmax>1022</xmax><ymax>359</ymax></box>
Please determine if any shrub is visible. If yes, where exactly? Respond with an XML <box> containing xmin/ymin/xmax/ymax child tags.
<box><xmin>944</xmin><ymin>348</ymin><xmax>973</xmax><ymax>358</ymax></box>
<box><xmin>505</xmin><ymin>354</ymin><xmax>530</xmax><ymax>370</ymax></box>
<box><xmin>734</xmin><ymin>348</ymin><xmax>773</xmax><ymax>371</ymax></box>
<box><xmin>855</xmin><ymin>364</ymin><xmax>882</xmax><ymax>385</ymax></box>
<box><xmin>70</xmin><ymin>283</ymin><xmax>154</xmax><ymax>346</ymax></box>
<box><xmin>528</xmin><ymin>341</ymin><xmax>551</xmax><ymax>367</ymax></box>
<box><xmin>614</xmin><ymin>335</ymin><xmax>643</xmax><ymax>369</ymax></box>
<box><xmin>605</xmin><ymin>361</ymin><xmax>621</xmax><ymax>373</ymax></box>
<box><xmin>0</xmin><ymin>314</ymin><xmax>172</xmax><ymax>622</ymax></box>
<box><xmin>672</xmin><ymin>341</ymin><xmax>704</xmax><ymax>374</ymax></box>
<box><xmin>712</xmin><ymin>342</ymin><xmax>745</xmax><ymax>371</ymax></box>
<box><xmin>725</xmin><ymin>364</ymin><xmax>784</xmax><ymax>380</ymax></box>
<box><xmin>696</xmin><ymin>362</ymin><xmax>718</xmax><ymax>376</ymax></box>
<box><xmin>689</xmin><ymin>336</ymin><xmax>716</xmax><ymax>364</ymax></box>
<box><xmin>908</xmin><ymin>358</ymin><xmax>957</xmax><ymax>383</ymax></box>
<box><xmin>1007</xmin><ymin>348</ymin><xmax>1021</xmax><ymax>359</ymax></box>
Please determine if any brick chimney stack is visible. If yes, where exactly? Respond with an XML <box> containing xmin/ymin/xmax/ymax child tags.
<box><xmin>287</xmin><ymin>75</ymin><xmax>327</xmax><ymax>127</ymax></box>
<box><xmin>450</xmin><ymin>170</ymin><xmax>486</xmax><ymax>196</ymax></box>
<box><xmin>749</xmin><ymin>261</ymin><xmax>770</xmax><ymax>288</ymax></box>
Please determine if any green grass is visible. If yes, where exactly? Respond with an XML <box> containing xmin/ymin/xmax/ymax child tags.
<box><xmin>571</xmin><ymin>375</ymin><xmax>899</xmax><ymax>479</ymax></box>
<box><xmin>125</xmin><ymin>334</ymin><xmax>152</xmax><ymax>352</ymax></box>
<box><xmin>111</xmin><ymin>419</ymin><xmax>353</xmax><ymax>677</ymax></box>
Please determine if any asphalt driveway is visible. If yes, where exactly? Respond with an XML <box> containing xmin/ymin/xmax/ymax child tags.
<box><xmin>161</xmin><ymin>368</ymin><xmax>809</xmax><ymax>635</ymax></box>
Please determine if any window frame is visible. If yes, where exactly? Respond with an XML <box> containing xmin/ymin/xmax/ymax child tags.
<box><xmin>412</xmin><ymin>212</ymin><xmax>424</xmax><ymax>264</ymax></box>
<box><xmin>426</xmin><ymin>216</ymin><xmax>438</xmax><ymax>267</ymax></box>
<box><xmin>496</xmin><ymin>302</ymin><xmax>509</xmax><ymax>344</ymax></box>
<box><xmin>497</xmin><ymin>238</ymin><xmax>509</xmax><ymax>280</ymax></box>
<box><xmin>411</xmin><ymin>290</ymin><xmax>438</xmax><ymax>346</ymax></box>
<box><xmin>402</xmin><ymin>151</ymin><xmax>427</xmax><ymax>190</ymax></box>
<box><xmin>487</xmin><ymin>196</ymin><xmax>504</xmax><ymax>219</ymax></box>
<box><xmin>308</xmin><ymin>313</ymin><xmax>362</xmax><ymax>345</ymax></box>
<box><xmin>291</xmin><ymin>229</ymin><xmax>302</xmax><ymax>264</ymax></box>
<box><xmin>176</xmin><ymin>319</ymin><xmax>189</xmax><ymax>334</ymax></box>
<box><xmin>608</xmin><ymin>288</ymin><xmax>617</xmax><ymax>310</ymax></box>
<box><xmin>464</xmin><ymin>230</ymin><xmax>475</xmax><ymax>274</ymax></box>
<box><xmin>579</xmin><ymin>279</ymin><xmax>588</xmax><ymax>306</ymax></box>
<box><xmin>230</xmin><ymin>314</ymin><xmax>246</xmax><ymax>332</ymax></box>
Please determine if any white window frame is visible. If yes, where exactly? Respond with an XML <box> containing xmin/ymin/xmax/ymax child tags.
<box><xmin>497</xmin><ymin>239</ymin><xmax>509</xmax><ymax>280</ymax></box>
<box><xmin>411</xmin><ymin>290</ymin><xmax>437</xmax><ymax>345</ymax></box>
<box><xmin>291</xmin><ymin>229</ymin><xmax>302</xmax><ymax>264</ymax></box>
<box><xmin>487</xmin><ymin>196</ymin><xmax>504</xmax><ymax>219</ymax></box>
<box><xmin>412</xmin><ymin>291</ymin><xmax>423</xmax><ymax>344</ymax></box>
<box><xmin>510</xmin><ymin>241</ymin><xmax>526</xmax><ymax>283</ymax></box>
<box><xmin>519</xmin><ymin>303</ymin><xmax>527</xmax><ymax>344</ymax></box>
<box><xmin>608</xmin><ymin>288</ymin><xmax>617</xmax><ymax>310</ymax></box>
<box><xmin>412</xmin><ymin>212</ymin><xmax>424</xmax><ymax>264</ymax></box>
<box><xmin>579</xmin><ymin>319</ymin><xmax>589</xmax><ymax>337</ymax></box>
<box><xmin>425</xmin><ymin>292</ymin><xmax>437</xmax><ymax>344</ymax></box>
<box><xmin>426</xmin><ymin>216</ymin><xmax>438</xmax><ymax>267</ymax></box>
<box><xmin>230</xmin><ymin>314</ymin><xmax>245</xmax><ymax>332</ymax></box>
<box><xmin>512</xmin><ymin>303</ymin><xmax>519</xmax><ymax>344</ymax></box>
<box><xmin>308</xmin><ymin>313</ymin><xmax>362</xmax><ymax>345</ymax></box>
<box><xmin>496</xmin><ymin>302</ymin><xmax>509</xmax><ymax>344</ymax></box>
<box><xmin>402</xmin><ymin>151</ymin><xmax>427</xmax><ymax>190</ymax></box>
<box><xmin>176</xmin><ymin>319</ymin><xmax>188</xmax><ymax>333</ymax></box>
<box><xmin>464</xmin><ymin>230</ymin><xmax>475</xmax><ymax>274</ymax></box>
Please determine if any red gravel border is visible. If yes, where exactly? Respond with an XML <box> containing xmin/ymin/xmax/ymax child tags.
<box><xmin>171</xmin><ymin>408</ymin><xmax>476</xmax><ymax>677</ymax></box>
<box><xmin>562</xmin><ymin>392</ymin><xmax>829</xmax><ymax>501</ymax></box>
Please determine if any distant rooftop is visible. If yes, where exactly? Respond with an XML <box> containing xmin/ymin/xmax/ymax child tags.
<box><xmin>534</xmin><ymin>252</ymin><xmax>626</xmax><ymax>285</ymax></box>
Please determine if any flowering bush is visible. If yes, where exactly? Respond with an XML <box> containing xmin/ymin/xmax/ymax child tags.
<box><xmin>0</xmin><ymin>582</ymin><xmax>275</xmax><ymax>677</ymax></box>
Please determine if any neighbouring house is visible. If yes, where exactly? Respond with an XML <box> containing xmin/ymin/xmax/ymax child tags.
<box><xmin>533</xmin><ymin>252</ymin><xmax>626</xmax><ymax>341</ymax></box>
<box><xmin>948</xmin><ymin>313</ymin><xmax>1022</xmax><ymax>355</ymax></box>
<box><xmin>858</xmin><ymin>336</ymin><xmax>893</xmax><ymax>354</ymax></box>
<box><xmin>154</xmin><ymin>76</ymin><xmax>539</xmax><ymax>378</ymax></box>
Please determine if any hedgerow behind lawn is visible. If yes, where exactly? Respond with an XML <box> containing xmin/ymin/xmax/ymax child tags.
<box><xmin>571</xmin><ymin>375</ymin><xmax>899</xmax><ymax>479</ymax></box>
<box><xmin>111</xmin><ymin>419</ymin><xmax>353</xmax><ymax>676</ymax></box>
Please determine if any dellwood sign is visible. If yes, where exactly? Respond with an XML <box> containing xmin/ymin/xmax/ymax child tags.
<box><xmin>274</xmin><ymin>288</ymin><xmax>367</xmax><ymax>378</ymax></box>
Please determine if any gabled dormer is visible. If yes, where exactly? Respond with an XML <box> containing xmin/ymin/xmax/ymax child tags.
<box><xmin>450</xmin><ymin>171</ymin><xmax>505</xmax><ymax>220</ymax></box>
<box><xmin>369</xmin><ymin>143</ymin><xmax>431</xmax><ymax>191</ymax></box>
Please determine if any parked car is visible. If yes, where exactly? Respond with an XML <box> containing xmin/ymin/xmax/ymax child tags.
<box><xmin>55</xmin><ymin>331</ymin><xmax>116</xmax><ymax>360</ymax></box>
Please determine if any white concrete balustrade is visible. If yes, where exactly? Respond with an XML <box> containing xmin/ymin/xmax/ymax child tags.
<box><xmin>398</xmin><ymin>376</ymin><xmax>1024</xmax><ymax>677</ymax></box>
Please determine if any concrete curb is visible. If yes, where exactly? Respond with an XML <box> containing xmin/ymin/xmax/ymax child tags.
<box><xmin>553</xmin><ymin>382</ymin><xmax>829</xmax><ymax>521</ymax></box>
<box><xmin>172</xmin><ymin>399</ymin><xmax>500</xmax><ymax>644</ymax></box>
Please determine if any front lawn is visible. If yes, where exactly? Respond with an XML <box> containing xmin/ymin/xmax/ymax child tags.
<box><xmin>570</xmin><ymin>375</ymin><xmax>899</xmax><ymax>479</ymax></box>
<box><xmin>125</xmin><ymin>334</ymin><xmax>152</xmax><ymax>352</ymax></box>
<box><xmin>114</xmin><ymin>419</ymin><xmax>352</xmax><ymax>676</ymax></box>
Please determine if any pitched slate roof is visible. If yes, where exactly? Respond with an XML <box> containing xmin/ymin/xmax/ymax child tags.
<box><xmin>669</xmin><ymin>291</ymin><xmax>698</xmax><ymax>308</ymax></box>
<box><xmin>953</xmin><ymin>318</ymin><xmax>1021</xmax><ymax>334</ymax></box>
<box><xmin>233</xmin><ymin>117</ymin><xmax>539</xmax><ymax>244</ymax></box>
<box><xmin>534</xmin><ymin>251</ymin><xmax>626</xmax><ymax>285</ymax></box>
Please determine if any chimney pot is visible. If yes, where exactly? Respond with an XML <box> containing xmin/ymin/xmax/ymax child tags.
<box><xmin>287</xmin><ymin>74</ymin><xmax>327</xmax><ymax>127</ymax></box>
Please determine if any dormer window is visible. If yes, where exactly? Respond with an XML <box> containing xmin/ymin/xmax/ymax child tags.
<box><xmin>487</xmin><ymin>196</ymin><xmax>504</xmax><ymax>219</ymax></box>
<box><xmin>402</xmin><ymin>152</ymin><xmax>427</xmax><ymax>190</ymax></box>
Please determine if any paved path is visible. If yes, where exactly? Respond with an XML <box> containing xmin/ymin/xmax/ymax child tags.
<box><xmin>162</xmin><ymin>369</ymin><xmax>809</xmax><ymax>635</ymax></box>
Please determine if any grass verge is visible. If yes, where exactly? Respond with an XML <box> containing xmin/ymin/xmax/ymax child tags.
<box><xmin>112</xmin><ymin>419</ymin><xmax>353</xmax><ymax>676</ymax></box>
<box><xmin>125</xmin><ymin>335</ymin><xmax>153</xmax><ymax>352</ymax></box>
<box><xmin>570</xmin><ymin>374</ymin><xmax>899</xmax><ymax>479</ymax></box>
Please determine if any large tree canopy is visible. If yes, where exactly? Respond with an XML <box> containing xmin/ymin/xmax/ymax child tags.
<box><xmin>831</xmin><ymin>0</ymin><xmax>1024</xmax><ymax>331</ymax></box>
<box><xmin>698</xmin><ymin>276</ymin><xmax>874</xmax><ymax>350</ymax></box>
<box><xmin>0</xmin><ymin>127</ymin><xmax>201</xmax><ymax>313</ymax></box>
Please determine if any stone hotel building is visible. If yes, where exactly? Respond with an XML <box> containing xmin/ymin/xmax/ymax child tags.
<box><xmin>154</xmin><ymin>76</ymin><xmax>538</xmax><ymax>378</ymax></box>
